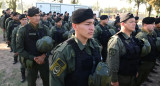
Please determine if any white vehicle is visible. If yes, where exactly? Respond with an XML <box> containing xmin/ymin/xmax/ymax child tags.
<box><xmin>36</xmin><ymin>2</ymin><xmax>89</xmax><ymax>15</ymax></box>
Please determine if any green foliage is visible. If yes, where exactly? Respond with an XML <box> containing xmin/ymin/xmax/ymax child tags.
<box><xmin>128</xmin><ymin>0</ymin><xmax>145</xmax><ymax>16</ymax></box>
<box><xmin>71</xmin><ymin>0</ymin><xmax>79</xmax><ymax>4</ymax></box>
<box><xmin>148</xmin><ymin>0</ymin><xmax>160</xmax><ymax>15</ymax></box>
<box><xmin>0</xmin><ymin>2</ymin><xmax>2</xmax><ymax>9</ymax></box>
<box><xmin>92</xmin><ymin>1</ymin><xmax>100</xmax><ymax>11</ymax></box>
<box><xmin>6</xmin><ymin>0</ymin><xmax>18</xmax><ymax>12</ymax></box>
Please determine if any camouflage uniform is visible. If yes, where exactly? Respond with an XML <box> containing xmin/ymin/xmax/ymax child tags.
<box><xmin>16</xmin><ymin>23</ymin><xmax>50</xmax><ymax>86</ymax></box>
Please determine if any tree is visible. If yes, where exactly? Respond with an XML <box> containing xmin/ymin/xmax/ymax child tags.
<box><xmin>6</xmin><ymin>0</ymin><xmax>18</xmax><ymax>12</ymax></box>
<box><xmin>71</xmin><ymin>0</ymin><xmax>79</xmax><ymax>4</ymax></box>
<box><xmin>52</xmin><ymin>0</ymin><xmax>63</xmax><ymax>3</ymax></box>
<box><xmin>92</xmin><ymin>1</ymin><xmax>100</xmax><ymax>11</ymax></box>
<box><xmin>128</xmin><ymin>0</ymin><xmax>145</xmax><ymax>16</ymax></box>
<box><xmin>147</xmin><ymin>0</ymin><xmax>160</xmax><ymax>15</ymax></box>
<box><xmin>0</xmin><ymin>1</ymin><xmax>2</xmax><ymax>9</ymax></box>
<box><xmin>145</xmin><ymin>3</ymin><xmax>152</xmax><ymax>17</ymax></box>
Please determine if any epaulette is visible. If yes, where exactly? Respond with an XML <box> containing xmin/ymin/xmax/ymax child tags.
<box><xmin>54</xmin><ymin>41</ymin><xmax>69</xmax><ymax>52</ymax></box>
<box><xmin>136</xmin><ymin>31</ymin><xmax>148</xmax><ymax>39</ymax></box>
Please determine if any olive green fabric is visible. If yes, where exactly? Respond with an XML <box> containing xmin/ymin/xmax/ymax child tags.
<box><xmin>50</xmin><ymin>37</ymin><xmax>101</xmax><ymax>86</ymax></box>
<box><xmin>16</xmin><ymin>23</ymin><xmax>50</xmax><ymax>86</ymax></box>
<box><xmin>88</xmin><ymin>62</ymin><xmax>111</xmax><ymax>86</ymax></box>
<box><xmin>94</xmin><ymin>24</ymin><xmax>116</xmax><ymax>45</ymax></box>
<box><xmin>107</xmin><ymin>32</ymin><xmax>130</xmax><ymax>82</ymax></box>
<box><xmin>36</xmin><ymin>36</ymin><xmax>54</xmax><ymax>53</ymax></box>
<box><xmin>118</xmin><ymin>75</ymin><xmax>136</xmax><ymax>86</ymax></box>
<box><xmin>16</xmin><ymin>23</ymin><xmax>50</xmax><ymax>60</ymax></box>
<box><xmin>136</xmin><ymin>29</ymin><xmax>157</xmax><ymax>86</ymax></box>
<box><xmin>136</xmin><ymin>61</ymin><xmax>155</xmax><ymax>86</ymax></box>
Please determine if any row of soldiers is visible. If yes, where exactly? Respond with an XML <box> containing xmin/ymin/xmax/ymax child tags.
<box><xmin>0</xmin><ymin>7</ymin><xmax>72</xmax><ymax>84</ymax></box>
<box><xmin>1</xmin><ymin>6</ymin><xmax>160</xmax><ymax>86</ymax></box>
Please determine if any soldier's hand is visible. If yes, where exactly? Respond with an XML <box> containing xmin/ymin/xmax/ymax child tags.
<box><xmin>111</xmin><ymin>81</ymin><xmax>119</xmax><ymax>86</ymax></box>
<box><xmin>40</xmin><ymin>54</ymin><xmax>46</xmax><ymax>59</ymax></box>
<box><xmin>136</xmin><ymin>72</ymin><xmax>139</xmax><ymax>78</ymax></box>
<box><xmin>7</xmin><ymin>41</ymin><xmax>10</xmax><ymax>44</ymax></box>
<box><xmin>34</xmin><ymin>54</ymin><xmax>46</xmax><ymax>64</ymax></box>
<box><xmin>34</xmin><ymin>57</ymin><xmax>43</xmax><ymax>64</ymax></box>
<box><xmin>2</xmin><ymin>28</ymin><xmax>5</xmax><ymax>31</ymax></box>
<box><xmin>14</xmin><ymin>53</ymin><xmax>19</xmax><ymax>56</ymax></box>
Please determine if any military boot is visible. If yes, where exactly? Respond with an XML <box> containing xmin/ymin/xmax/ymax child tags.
<box><xmin>21</xmin><ymin>68</ymin><xmax>25</xmax><ymax>83</ymax></box>
<box><xmin>13</xmin><ymin>54</ymin><xmax>18</xmax><ymax>64</ymax></box>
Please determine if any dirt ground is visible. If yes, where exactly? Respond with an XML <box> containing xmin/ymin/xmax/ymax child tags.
<box><xmin>0</xmin><ymin>29</ymin><xmax>43</xmax><ymax>86</ymax></box>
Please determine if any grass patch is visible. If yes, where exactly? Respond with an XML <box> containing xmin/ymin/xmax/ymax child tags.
<box><xmin>0</xmin><ymin>68</ymin><xmax>27</xmax><ymax>86</ymax></box>
<box><xmin>0</xmin><ymin>28</ymin><xmax>2</xmax><ymax>34</ymax></box>
<box><xmin>7</xmin><ymin>69</ymin><xmax>27</xmax><ymax>86</ymax></box>
<box><xmin>0</xmin><ymin>69</ymin><xmax>5</xmax><ymax>85</ymax></box>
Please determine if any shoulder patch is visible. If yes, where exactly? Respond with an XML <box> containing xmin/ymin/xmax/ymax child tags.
<box><xmin>109</xmin><ymin>48</ymin><xmax>117</xmax><ymax>57</ymax></box>
<box><xmin>50</xmin><ymin>58</ymin><xmax>67</xmax><ymax>76</ymax></box>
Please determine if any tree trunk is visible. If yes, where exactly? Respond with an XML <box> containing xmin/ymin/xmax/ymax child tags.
<box><xmin>136</xmin><ymin>0</ymin><xmax>140</xmax><ymax>16</ymax></box>
<box><xmin>21</xmin><ymin>0</ymin><xmax>23</xmax><ymax>13</ymax></box>
<box><xmin>148</xmin><ymin>5</ymin><xmax>152</xmax><ymax>17</ymax></box>
<box><xmin>73</xmin><ymin>0</ymin><xmax>75</xmax><ymax>4</ymax></box>
<box><xmin>60</xmin><ymin>0</ymin><xmax>63</xmax><ymax>3</ymax></box>
<box><xmin>13</xmin><ymin>0</ymin><xmax>16</xmax><ymax>12</ymax></box>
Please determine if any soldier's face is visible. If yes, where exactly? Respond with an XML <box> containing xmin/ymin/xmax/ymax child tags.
<box><xmin>43</xmin><ymin>15</ymin><xmax>47</xmax><ymax>21</ymax></box>
<box><xmin>73</xmin><ymin>19</ymin><xmax>95</xmax><ymax>39</ymax></box>
<box><xmin>156</xmin><ymin>23</ymin><xmax>160</xmax><ymax>28</ymax></box>
<box><xmin>123</xmin><ymin>18</ymin><xmax>136</xmax><ymax>32</ymax></box>
<box><xmin>28</xmin><ymin>14</ymin><xmax>40</xmax><ymax>25</ymax></box>
<box><xmin>145</xmin><ymin>23</ymin><xmax>155</xmax><ymax>32</ymax></box>
<box><xmin>13</xmin><ymin>15</ymin><xmax>19</xmax><ymax>21</ymax></box>
<box><xmin>135</xmin><ymin>20</ymin><xmax>139</xmax><ymax>23</ymax></box>
<box><xmin>20</xmin><ymin>18</ymin><xmax>28</xmax><ymax>26</ymax></box>
<box><xmin>56</xmin><ymin>20</ymin><xmax>62</xmax><ymax>27</ymax></box>
<box><xmin>6</xmin><ymin>10</ymin><xmax>11</xmax><ymax>14</ymax></box>
<box><xmin>104</xmin><ymin>18</ymin><xmax>108</xmax><ymax>25</ymax></box>
<box><xmin>60</xmin><ymin>16</ymin><xmax>64</xmax><ymax>20</ymax></box>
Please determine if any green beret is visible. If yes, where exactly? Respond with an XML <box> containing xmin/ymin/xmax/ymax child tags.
<box><xmin>120</xmin><ymin>13</ymin><xmax>134</xmax><ymax>22</ymax></box>
<box><xmin>142</xmin><ymin>17</ymin><xmax>155</xmax><ymax>24</ymax></box>
<box><xmin>71</xmin><ymin>8</ymin><xmax>93</xmax><ymax>24</ymax></box>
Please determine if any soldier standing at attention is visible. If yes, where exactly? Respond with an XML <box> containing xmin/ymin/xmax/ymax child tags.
<box><xmin>11</xmin><ymin>14</ymin><xmax>28</xmax><ymax>82</ymax></box>
<box><xmin>40</xmin><ymin>13</ymin><xmax>52</xmax><ymax>29</ymax></box>
<box><xmin>94</xmin><ymin>15</ymin><xmax>115</xmax><ymax>62</ymax></box>
<box><xmin>107</xmin><ymin>13</ymin><xmax>148</xmax><ymax>86</ymax></box>
<box><xmin>7</xmin><ymin>12</ymin><xmax>20</xmax><ymax>53</ymax></box>
<box><xmin>1</xmin><ymin>8</ymin><xmax>11</xmax><ymax>41</ymax></box>
<box><xmin>50</xmin><ymin>8</ymin><xmax>101</xmax><ymax>86</ymax></box>
<box><xmin>136</xmin><ymin>17</ymin><xmax>160</xmax><ymax>86</ymax></box>
<box><xmin>5</xmin><ymin>12</ymin><xmax>14</xmax><ymax>33</ymax></box>
<box><xmin>16</xmin><ymin>7</ymin><xmax>50</xmax><ymax>86</ymax></box>
<box><xmin>154</xmin><ymin>18</ymin><xmax>160</xmax><ymax>37</ymax></box>
<box><xmin>50</xmin><ymin>17</ymin><xmax>68</xmax><ymax>47</ymax></box>
<box><xmin>132</xmin><ymin>16</ymin><xmax>141</xmax><ymax>37</ymax></box>
<box><xmin>93</xmin><ymin>13</ymin><xmax>98</xmax><ymax>26</ymax></box>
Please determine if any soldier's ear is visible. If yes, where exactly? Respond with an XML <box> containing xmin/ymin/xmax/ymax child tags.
<box><xmin>121</xmin><ymin>22</ymin><xmax>124</xmax><ymax>26</ymax></box>
<box><xmin>72</xmin><ymin>23</ymin><xmax>77</xmax><ymax>30</ymax></box>
<box><xmin>27</xmin><ymin>16</ymin><xmax>30</xmax><ymax>20</ymax></box>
